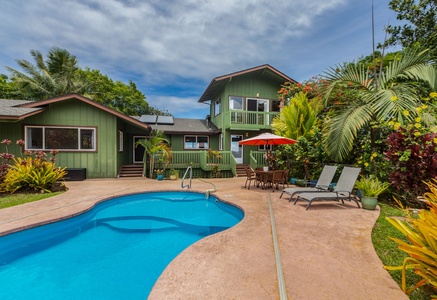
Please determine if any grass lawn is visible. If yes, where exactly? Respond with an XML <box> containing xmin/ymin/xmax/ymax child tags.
<box><xmin>0</xmin><ymin>192</ymin><xmax>63</xmax><ymax>209</ymax></box>
<box><xmin>372</xmin><ymin>202</ymin><xmax>434</xmax><ymax>299</ymax></box>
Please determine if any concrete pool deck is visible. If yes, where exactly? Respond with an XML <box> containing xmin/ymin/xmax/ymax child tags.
<box><xmin>0</xmin><ymin>177</ymin><xmax>407</xmax><ymax>299</ymax></box>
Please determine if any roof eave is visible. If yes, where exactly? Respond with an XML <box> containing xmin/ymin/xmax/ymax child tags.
<box><xmin>197</xmin><ymin>64</ymin><xmax>296</xmax><ymax>103</ymax></box>
<box><xmin>19</xmin><ymin>94</ymin><xmax>151</xmax><ymax>131</ymax></box>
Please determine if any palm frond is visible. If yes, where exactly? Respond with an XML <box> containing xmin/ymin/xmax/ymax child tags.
<box><xmin>323</xmin><ymin>104</ymin><xmax>374</xmax><ymax>162</ymax></box>
<box><xmin>323</xmin><ymin>63</ymin><xmax>373</xmax><ymax>106</ymax></box>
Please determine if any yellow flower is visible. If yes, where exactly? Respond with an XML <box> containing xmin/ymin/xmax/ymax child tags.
<box><xmin>390</xmin><ymin>95</ymin><xmax>398</xmax><ymax>101</ymax></box>
<box><xmin>422</xmin><ymin>105</ymin><xmax>428</xmax><ymax>109</ymax></box>
<box><xmin>403</xmin><ymin>110</ymin><xmax>410</xmax><ymax>116</ymax></box>
<box><xmin>434</xmin><ymin>138</ymin><xmax>437</xmax><ymax>144</ymax></box>
<box><xmin>364</xmin><ymin>162</ymin><xmax>369</xmax><ymax>167</ymax></box>
<box><xmin>358</xmin><ymin>160</ymin><xmax>362</xmax><ymax>164</ymax></box>
<box><xmin>415</xmin><ymin>117</ymin><xmax>421</xmax><ymax>122</ymax></box>
<box><xmin>388</xmin><ymin>121</ymin><xmax>394</xmax><ymax>126</ymax></box>
<box><xmin>361</xmin><ymin>145</ymin><xmax>365</xmax><ymax>149</ymax></box>
<box><xmin>430</xmin><ymin>91</ymin><xmax>437</xmax><ymax>98</ymax></box>
<box><xmin>394</xmin><ymin>122</ymin><xmax>401</xmax><ymax>130</ymax></box>
<box><xmin>414</xmin><ymin>123</ymin><xmax>422</xmax><ymax>129</ymax></box>
<box><xmin>372</xmin><ymin>153</ymin><xmax>378</xmax><ymax>158</ymax></box>
<box><xmin>416</xmin><ymin>107</ymin><xmax>422</xmax><ymax>113</ymax></box>
<box><xmin>414</xmin><ymin>131</ymin><xmax>421</xmax><ymax>137</ymax></box>
<box><xmin>424</xmin><ymin>97</ymin><xmax>430</xmax><ymax>101</ymax></box>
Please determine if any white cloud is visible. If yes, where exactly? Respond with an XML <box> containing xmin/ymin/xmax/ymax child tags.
<box><xmin>0</xmin><ymin>0</ymin><xmax>402</xmax><ymax>117</ymax></box>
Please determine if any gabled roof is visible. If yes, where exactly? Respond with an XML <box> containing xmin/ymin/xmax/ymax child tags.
<box><xmin>134</xmin><ymin>116</ymin><xmax>219</xmax><ymax>135</ymax></box>
<box><xmin>0</xmin><ymin>99</ymin><xmax>47</xmax><ymax>120</ymax></box>
<box><xmin>0</xmin><ymin>94</ymin><xmax>151</xmax><ymax>131</ymax></box>
<box><xmin>198</xmin><ymin>64</ymin><xmax>297</xmax><ymax>103</ymax></box>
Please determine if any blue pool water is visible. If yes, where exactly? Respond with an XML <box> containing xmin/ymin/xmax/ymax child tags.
<box><xmin>0</xmin><ymin>191</ymin><xmax>243</xmax><ymax>299</ymax></box>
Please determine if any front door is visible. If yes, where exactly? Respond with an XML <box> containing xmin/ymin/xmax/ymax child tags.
<box><xmin>231</xmin><ymin>135</ymin><xmax>243</xmax><ymax>164</ymax></box>
<box><xmin>133</xmin><ymin>136</ymin><xmax>147</xmax><ymax>163</ymax></box>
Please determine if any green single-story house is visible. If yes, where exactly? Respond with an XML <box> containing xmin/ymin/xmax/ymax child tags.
<box><xmin>0</xmin><ymin>64</ymin><xmax>296</xmax><ymax>178</ymax></box>
<box><xmin>0</xmin><ymin>94</ymin><xmax>151</xmax><ymax>178</ymax></box>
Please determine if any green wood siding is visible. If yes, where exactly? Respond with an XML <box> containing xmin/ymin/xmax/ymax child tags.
<box><xmin>1</xmin><ymin>99</ymin><xmax>123</xmax><ymax>178</ymax></box>
<box><xmin>167</xmin><ymin>134</ymin><xmax>220</xmax><ymax>151</ymax></box>
<box><xmin>210</xmin><ymin>75</ymin><xmax>281</xmax><ymax>129</ymax></box>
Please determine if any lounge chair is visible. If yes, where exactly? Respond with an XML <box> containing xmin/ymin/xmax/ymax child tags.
<box><xmin>293</xmin><ymin>166</ymin><xmax>361</xmax><ymax>210</ymax></box>
<box><xmin>279</xmin><ymin>165</ymin><xmax>338</xmax><ymax>201</ymax></box>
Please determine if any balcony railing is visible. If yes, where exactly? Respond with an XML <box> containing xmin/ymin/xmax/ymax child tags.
<box><xmin>225</xmin><ymin>110</ymin><xmax>279</xmax><ymax>130</ymax></box>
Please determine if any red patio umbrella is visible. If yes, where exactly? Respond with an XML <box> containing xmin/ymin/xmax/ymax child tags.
<box><xmin>238</xmin><ymin>132</ymin><xmax>297</xmax><ymax>146</ymax></box>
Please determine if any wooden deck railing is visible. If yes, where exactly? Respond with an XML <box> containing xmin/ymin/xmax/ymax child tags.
<box><xmin>164</xmin><ymin>150</ymin><xmax>235</xmax><ymax>174</ymax></box>
<box><xmin>225</xmin><ymin>110</ymin><xmax>279</xmax><ymax>129</ymax></box>
<box><xmin>249</xmin><ymin>151</ymin><xmax>268</xmax><ymax>169</ymax></box>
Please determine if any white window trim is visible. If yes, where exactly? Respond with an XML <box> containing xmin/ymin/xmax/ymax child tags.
<box><xmin>184</xmin><ymin>135</ymin><xmax>209</xmax><ymax>150</ymax></box>
<box><xmin>246</xmin><ymin>98</ymin><xmax>270</xmax><ymax>112</ymax></box>
<box><xmin>25</xmin><ymin>125</ymin><xmax>97</xmax><ymax>151</ymax></box>
<box><xmin>229</xmin><ymin>96</ymin><xmax>244</xmax><ymax>110</ymax></box>
<box><xmin>214</xmin><ymin>98</ymin><xmax>221</xmax><ymax>116</ymax></box>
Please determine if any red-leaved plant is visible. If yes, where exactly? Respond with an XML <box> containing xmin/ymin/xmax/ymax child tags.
<box><xmin>385</xmin><ymin>127</ymin><xmax>437</xmax><ymax>204</ymax></box>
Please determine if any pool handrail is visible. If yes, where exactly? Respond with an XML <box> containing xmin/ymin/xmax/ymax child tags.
<box><xmin>181</xmin><ymin>166</ymin><xmax>192</xmax><ymax>189</ymax></box>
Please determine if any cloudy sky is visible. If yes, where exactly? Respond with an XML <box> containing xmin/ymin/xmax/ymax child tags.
<box><xmin>1</xmin><ymin>0</ymin><xmax>402</xmax><ymax>118</ymax></box>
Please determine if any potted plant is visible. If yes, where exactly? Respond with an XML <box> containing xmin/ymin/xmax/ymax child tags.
<box><xmin>169</xmin><ymin>169</ymin><xmax>178</xmax><ymax>180</ymax></box>
<box><xmin>155</xmin><ymin>169</ymin><xmax>164</xmax><ymax>181</ymax></box>
<box><xmin>355</xmin><ymin>176</ymin><xmax>389</xmax><ymax>210</ymax></box>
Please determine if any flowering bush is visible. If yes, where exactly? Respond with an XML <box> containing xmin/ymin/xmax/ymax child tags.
<box><xmin>385</xmin><ymin>123</ymin><xmax>437</xmax><ymax>205</ymax></box>
<box><xmin>0</xmin><ymin>139</ymin><xmax>66</xmax><ymax>193</ymax></box>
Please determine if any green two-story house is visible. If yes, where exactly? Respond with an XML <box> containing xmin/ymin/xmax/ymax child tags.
<box><xmin>144</xmin><ymin>64</ymin><xmax>297</xmax><ymax>177</ymax></box>
<box><xmin>197</xmin><ymin>64</ymin><xmax>296</xmax><ymax>165</ymax></box>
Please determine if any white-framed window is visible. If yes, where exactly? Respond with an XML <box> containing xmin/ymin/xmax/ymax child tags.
<box><xmin>247</xmin><ymin>98</ymin><xmax>268</xmax><ymax>112</ymax></box>
<box><xmin>25</xmin><ymin>126</ymin><xmax>96</xmax><ymax>151</ymax></box>
<box><xmin>184</xmin><ymin>135</ymin><xmax>209</xmax><ymax>149</ymax></box>
<box><xmin>229</xmin><ymin>96</ymin><xmax>243</xmax><ymax>110</ymax></box>
<box><xmin>118</xmin><ymin>130</ymin><xmax>124</xmax><ymax>152</ymax></box>
<box><xmin>258</xmin><ymin>144</ymin><xmax>273</xmax><ymax>151</ymax></box>
<box><xmin>214</xmin><ymin>98</ymin><xmax>221</xmax><ymax>116</ymax></box>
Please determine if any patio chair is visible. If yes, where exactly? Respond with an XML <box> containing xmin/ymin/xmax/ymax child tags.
<box><xmin>279</xmin><ymin>165</ymin><xmax>338</xmax><ymax>201</ymax></box>
<box><xmin>279</xmin><ymin>169</ymin><xmax>290</xmax><ymax>189</ymax></box>
<box><xmin>293</xmin><ymin>166</ymin><xmax>361</xmax><ymax>210</ymax></box>
<box><xmin>268</xmin><ymin>170</ymin><xmax>284</xmax><ymax>192</ymax></box>
<box><xmin>244</xmin><ymin>166</ymin><xmax>257</xmax><ymax>190</ymax></box>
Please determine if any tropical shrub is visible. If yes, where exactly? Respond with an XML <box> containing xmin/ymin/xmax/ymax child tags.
<box><xmin>354</xmin><ymin>126</ymin><xmax>392</xmax><ymax>181</ymax></box>
<box><xmin>0</xmin><ymin>139</ymin><xmax>66</xmax><ymax>193</ymax></box>
<box><xmin>321</xmin><ymin>47</ymin><xmax>436</xmax><ymax>162</ymax></box>
<box><xmin>272</xmin><ymin>92</ymin><xmax>322</xmax><ymax>140</ymax></box>
<box><xmin>385</xmin><ymin>124</ymin><xmax>437</xmax><ymax>205</ymax></box>
<box><xmin>385</xmin><ymin>180</ymin><xmax>437</xmax><ymax>295</ymax></box>
<box><xmin>276</xmin><ymin>130</ymin><xmax>330</xmax><ymax>180</ymax></box>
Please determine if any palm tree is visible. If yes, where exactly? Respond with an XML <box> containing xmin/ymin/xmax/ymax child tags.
<box><xmin>135</xmin><ymin>130</ymin><xmax>172</xmax><ymax>178</ymax></box>
<box><xmin>271</xmin><ymin>92</ymin><xmax>322</xmax><ymax>140</ymax></box>
<box><xmin>322</xmin><ymin>47</ymin><xmax>437</xmax><ymax>162</ymax></box>
<box><xmin>5</xmin><ymin>47</ymin><xmax>87</xmax><ymax>99</ymax></box>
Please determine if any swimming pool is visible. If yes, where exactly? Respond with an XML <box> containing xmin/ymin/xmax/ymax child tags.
<box><xmin>0</xmin><ymin>191</ymin><xmax>243</xmax><ymax>299</ymax></box>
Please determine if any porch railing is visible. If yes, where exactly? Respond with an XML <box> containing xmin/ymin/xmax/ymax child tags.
<box><xmin>249</xmin><ymin>151</ymin><xmax>267</xmax><ymax>169</ymax></box>
<box><xmin>165</xmin><ymin>150</ymin><xmax>235</xmax><ymax>174</ymax></box>
<box><xmin>225</xmin><ymin>110</ymin><xmax>279</xmax><ymax>130</ymax></box>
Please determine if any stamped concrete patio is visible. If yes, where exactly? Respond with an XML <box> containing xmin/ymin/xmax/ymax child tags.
<box><xmin>0</xmin><ymin>177</ymin><xmax>407</xmax><ymax>299</ymax></box>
